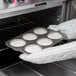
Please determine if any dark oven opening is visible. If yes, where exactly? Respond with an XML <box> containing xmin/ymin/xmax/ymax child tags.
<box><xmin>0</xmin><ymin>6</ymin><xmax>62</xmax><ymax>68</ymax></box>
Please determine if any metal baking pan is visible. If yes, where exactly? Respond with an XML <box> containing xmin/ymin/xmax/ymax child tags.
<box><xmin>6</xmin><ymin>27</ymin><xmax>66</xmax><ymax>54</ymax></box>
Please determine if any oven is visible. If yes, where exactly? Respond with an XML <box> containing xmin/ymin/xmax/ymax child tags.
<box><xmin>0</xmin><ymin>0</ymin><xmax>73</xmax><ymax>76</ymax></box>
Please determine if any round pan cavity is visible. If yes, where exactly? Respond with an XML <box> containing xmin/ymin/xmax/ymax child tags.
<box><xmin>33</xmin><ymin>27</ymin><xmax>47</xmax><ymax>35</ymax></box>
<box><xmin>25</xmin><ymin>44</ymin><xmax>42</xmax><ymax>53</ymax></box>
<box><xmin>22</xmin><ymin>33</ymin><xmax>38</xmax><ymax>41</ymax></box>
<box><xmin>37</xmin><ymin>38</ymin><xmax>53</xmax><ymax>46</ymax></box>
<box><xmin>10</xmin><ymin>39</ymin><xmax>26</xmax><ymax>47</ymax></box>
<box><xmin>47</xmin><ymin>32</ymin><xmax>62</xmax><ymax>39</ymax></box>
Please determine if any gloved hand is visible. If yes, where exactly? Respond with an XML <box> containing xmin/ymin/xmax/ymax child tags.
<box><xmin>19</xmin><ymin>19</ymin><xmax>76</xmax><ymax>64</ymax></box>
<box><xmin>48</xmin><ymin>19</ymin><xmax>76</xmax><ymax>39</ymax></box>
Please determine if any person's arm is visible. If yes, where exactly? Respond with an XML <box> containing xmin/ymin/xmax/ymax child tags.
<box><xmin>19</xmin><ymin>41</ymin><xmax>76</xmax><ymax>64</ymax></box>
<box><xmin>48</xmin><ymin>19</ymin><xmax>76</xmax><ymax>39</ymax></box>
<box><xmin>19</xmin><ymin>19</ymin><xmax>76</xmax><ymax>64</ymax></box>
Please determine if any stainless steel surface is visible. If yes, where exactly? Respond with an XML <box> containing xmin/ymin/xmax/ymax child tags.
<box><xmin>70</xmin><ymin>0</ymin><xmax>76</xmax><ymax>19</ymax></box>
<box><xmin>23</xmin><ymin>62</ymin><xmax>76</xmax><ymax>76</ymax></box>
<box><xmin>1</xmin><ymin>62</ymin><xmax>40</xmax><ymax>76</ymax></box>
<box><xmin>0</xmin><ymin>0</ymin><xmax>8</xmax><ymax>9</ymax></box>
<box><xmin>60</xmin><ymin>1</ymin><xmax>67</xmax><ymax>22</ymax></box>
<box><xmin>56</xmin><ymin>59</ymin><xmax>76</xmax><ymax>72</ymax></box>
<box><xmin>65</xmin><ymin>0</ymin><xmax>72</xmax><ymax>21</ymax></box>
<box><xmin>1</xmin><ymin>60</ymin><xmax>76</xmax><ymax>76</ymax></box>
<box><xmin>0</xmin><ymin>0</ymin><xmax>66</xmax><ymax>19</ymax></box>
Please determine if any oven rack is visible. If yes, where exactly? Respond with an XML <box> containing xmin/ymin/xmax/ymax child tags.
<box><xmin>0</xmin><ymin>0</ymin><xmax>66</xmax><ymax>19</ymax></box>
<box><xmin>0</xmin><ymin>21</ymin><xmax>36</xmax><ymax>49</ymax></box>
<box><xmin>0</xmin><ymin>48</ymin><xmax>21</xmax><ymax>69</ymax></box>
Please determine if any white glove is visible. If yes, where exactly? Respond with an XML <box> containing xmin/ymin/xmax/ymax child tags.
<box><xmin>48</xmin><ymin>19</ymin><xmax>76</xmax><ymax>39</ymax></box>
<box><xmin>19</xmin><ymin>19</ymin><xmax>76</xmax><ymax>64</ymax></box>
<box><xmin>19</xmin><ymin>41</ymin><xmax>76</xmax><ymax>64</ymax></box>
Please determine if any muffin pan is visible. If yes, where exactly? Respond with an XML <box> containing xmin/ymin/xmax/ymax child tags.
<box><xmin>6</xmin><ymin>27</ymin><xmax>65</xmax><ymax>54</ymax></box>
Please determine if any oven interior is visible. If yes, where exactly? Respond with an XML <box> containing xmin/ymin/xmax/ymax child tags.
<box><xmin>0</xmin><ymin>6</ymin><xmax>65</xmax><ymax>69</ymax></box>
